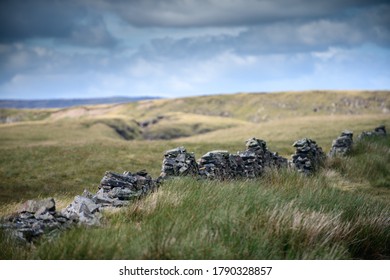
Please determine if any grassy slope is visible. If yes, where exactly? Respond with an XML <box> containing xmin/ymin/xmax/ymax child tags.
<box><xmin>0</xmin><ymin>90</ymin><xmax>389</xmax><ymax>259</ymax></box>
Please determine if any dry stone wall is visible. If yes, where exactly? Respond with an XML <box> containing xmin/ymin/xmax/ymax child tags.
<box><xmin>199</xmin><ymin>150</ymin><xmax>234</xmax><ymax>179</ymax></box>
<box><xmin>160</xmin><ymin>147</ymin><xmax>198</xmax><ymax>178</ymax></box>
<box><xmin>162</xmin><ymin>137</ymin><xmax>289</xmax><ymax>180</ymax></box>
<box><xmin>290</xmin><ymin>138</ymin><xmax>326</xmax><ymax>175</ymax></box>
<box><xmin>358</xmin><ymin>125</ymin><xmax>387</xmax><ymax>140</ymax></box>
<box><xmin>1</xmin><ymin>125</ymin><xmax>387</xmax><ymax>243</ymax></box>
<box><xmin>329</xmin><ymin>130</ymin><xmax>353</xmax><ymax>157</ymax></box>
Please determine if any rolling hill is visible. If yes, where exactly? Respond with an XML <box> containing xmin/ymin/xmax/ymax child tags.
<box><xmin>0</xmin><ymin>90</ymin><xmax>389</xmax><ymax>149</ymax></box>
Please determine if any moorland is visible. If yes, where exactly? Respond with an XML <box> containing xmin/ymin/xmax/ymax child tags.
<box><xmin>0</xmin><ymin>90</ymin><xmax>389</xmax><ymax>259</ymax></box>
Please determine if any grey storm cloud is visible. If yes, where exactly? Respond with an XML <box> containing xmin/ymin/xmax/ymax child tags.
<box><xmin>105</xmin><ymin>0</ymin><xmax>390</xmax><ymax>27</ymax></box>
<box><xmin>0</xmin><ymin>0</ymin><xmax>115</xmax><ymax>47</ymax></box>
<box><xmin>0</xmin><ymin>0</ymin><xmax>389</xmax><ymax>98</ymax></box>
<box><xmin>136</xmin><ymin>3</ymin><xmax>390</xmax><ymax>61</ymax></box>
<box><xmin>1</xmin><ymin>0</ymin><xmax>389</xmax><ymax>36</ymax></box>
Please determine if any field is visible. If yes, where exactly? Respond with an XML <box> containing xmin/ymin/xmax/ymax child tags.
<box><xmin>0</xmin><ymin>90</ymin><xmax>389</xmax><ymax>259</ymax></box>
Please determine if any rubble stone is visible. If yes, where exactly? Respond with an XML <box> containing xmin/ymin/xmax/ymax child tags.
<box><xmin>1</xmin><ymin>198</ymin><xmax>74</xmax><ymax>243</ymax></box>
<box><xmin>358</xmin><ymin>125</ymin><xmax>387</xmax><ymax>140</ymax></box>
<box><xmin>19</xmin><ymin>198</ymin><xmax>56</xmax><ymax>214</ymax></box>
<box><xmin>61</xmin><ymin>190</ymin><xmax>101</xmax><ymax>226</ymax></box>
<box><xmin>329</xmin><ymin>130</ymin><xmax>353</xmax><ymax>157</ymax></box>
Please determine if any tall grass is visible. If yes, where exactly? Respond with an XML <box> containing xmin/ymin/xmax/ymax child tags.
<box><xmin>2</xmin><ymin>135</ymin><xmax>388</xmax><ymax>259</ymax></box>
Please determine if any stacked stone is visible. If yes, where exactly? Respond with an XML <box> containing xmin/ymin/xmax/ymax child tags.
<box><xmin>245</xmin><ymin>138</ymin><xmax>269</xmax><ymax>168</ymax></box>
<box><xmin>358</xmin><ymin>125</ymin><xmax>387</xmax><ymax>140</ymax></box>
<box><xmin>329</xmin><ymin>130</ymin><xmax>353</xmax><ymax>157</ymax></box>
<box><xmin>238</xmin><ymin>150</ymin><xmax>262</xmax><ymax>178</ymax></box>
<box><xmin>290</xmin><ymin>138</ymin><xmax>326</xmax><ymax>175</ymax></box>
<box><xmin>98</xmin><ymin>170</ymin><xmax>157</xmax><ymax>201</ymax></box>
<box><xmin>198</xmin><ymin>150</ymin><xmax>232</xmax><ymax>179</ymax></box>
<box><xmin>160</xmin><ymin>146</ymin><xmax>198</xmax><ymax>178</ymax></box>
<box><xmin>63</xmin><ymin>170</ymin><xmax>158</xmax><ymax>226</ymax></box>
<box><xmin>244</xmin><ymin>137</ymin><xmax>288</xmax><ymax>171</ymax></box>
<box><xmin>1</xmin><ymin>198</ymin><xmax>74</xmax><ymax>242</ymax></box>
<box><xmin>269</xmin><ymin>152</ymin><xmax>289</xmax><ymax>168</ymax></box>
<box><xmin>374</xmin><ymin>125</ymin><xmax>387</xmax><ymax>136</ymax></box>
<box><xmin>228</xmin><ymin>154</ymin><xmax>246</xmax><ymax>178</ymax></box>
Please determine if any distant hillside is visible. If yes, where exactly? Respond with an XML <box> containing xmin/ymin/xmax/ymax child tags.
<box><xmin>0</xmin><ymin>96</ymin><xmax>160</xmax><ymax>109</ymax></box>
<box><xmin>0</xmin><ymin>90</ymin><xmax>389</xmax><ymax>146</ymax></box>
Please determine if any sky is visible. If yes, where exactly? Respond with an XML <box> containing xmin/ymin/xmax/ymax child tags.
<box><xmin>0</xmin><ymin>0</ymin><xmax>389</xmax><ymax>99</ymax></box>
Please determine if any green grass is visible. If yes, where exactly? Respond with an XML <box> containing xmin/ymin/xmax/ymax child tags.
<box><xmin>1</xmin><ymin>137</ymin><xmax>389</xmax><ymax>260</ymax></box>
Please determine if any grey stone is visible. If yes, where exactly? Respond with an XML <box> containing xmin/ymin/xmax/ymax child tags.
<box><xmin>329</xmin><ymin>130</ymin><xmax>353</xmax><ymax>157</ymax></box>
<box><xmin>2</xmin><ymin>198</ymin><xmax>73</xmax><ymax>243</ymax></box>
<box><xmin>19</xmin><ymin>198</ymin><xmax>55</xmax><ymax>213</ymax></box>
<box><xmin>358</xmin><ymin>125</ymin><xmax>387</xmax><ymax>140</ymax></box>
<box><xmin>160</xmin><ymin>146</ymin><xmax>199</xmax><ymax>178</ymax></box>
<box><xmin>199</xmin><ymin>150</ymin><xmax>232</xmax><ymax>179</ymax></box>
<box><xmin>290</xmin><ymin>138</ymin><xmax>325</xmax><ymax>175</ymax></box>
<box><xmin>61</xmin><ymin>191</ymin><xmax>101</xmax><ymax>226</ymax></box>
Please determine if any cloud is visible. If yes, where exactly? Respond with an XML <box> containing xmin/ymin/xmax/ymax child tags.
<box><xmin>0</xmin><ymin>0</ymin><xmax>389</xmax><ymax>99</ymax></box>
<box><xmin>104</xmin><ymin>0</ymin><xmax>389</xmax><ymax>27</ymax></box>
<box><xmin>0</xmin><ymin>0</ymin><xmax>116</xmax><ymax>48</ymax></box>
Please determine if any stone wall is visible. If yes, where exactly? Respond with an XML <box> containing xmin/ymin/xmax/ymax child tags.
<box><xmin>160</xmin><ymin>147</ymin><xmax>198</xmax><ymax>178</ymax></box>
<box><xmin>358</xmin><ymin>125</ymin><xmax>387</xmax><ymax>140</ymax></box>
<box><xmin>290</xmin><ymin>138</ymin><xmax>326</xmax><ymax>175</ymax></box>
<box><xmin>329</xmin><ymin>130</ymin><xmax>353</xmax><ymax>157</ymax></box>
<box><xmin>161</xmin><ymin>137</ymin><xmax>288</xmax><ymax>180</ymax></box>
